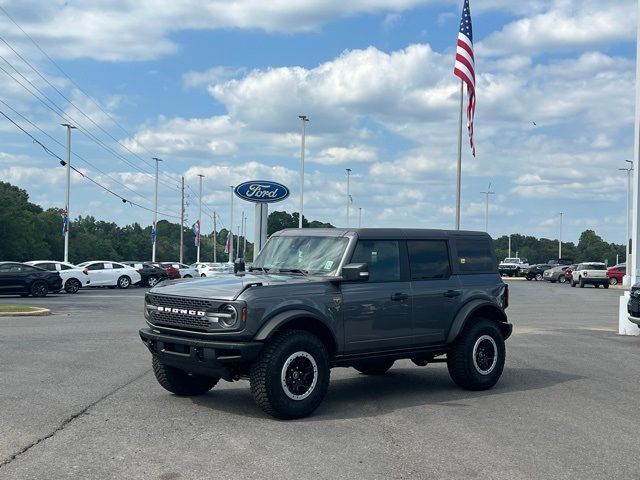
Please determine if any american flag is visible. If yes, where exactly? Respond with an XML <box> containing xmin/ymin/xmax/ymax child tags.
<box><xmin>453</xmin><ymin>0</ymin><xmax>476</xmax><ymax>157</ymax></box>
<box><xmin>61</xmin><ymin>207</ymin><xmax>69</xmax><ymax>236</ymax></box>
<box><xmin>191</xmin><ymin>220</ymin><xmax>200</xmax><ymax>247</ymax></box>
<box><xmin>224</xmin><ymin>231</ymin><xmax>233</xmax><ymax>255</ymax></box>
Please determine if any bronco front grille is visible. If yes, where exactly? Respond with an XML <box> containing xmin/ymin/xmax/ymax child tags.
<box><xmin>147</xmin><ymin>294</ymin><xmax>215</xmax><ymax>331</ymax></box>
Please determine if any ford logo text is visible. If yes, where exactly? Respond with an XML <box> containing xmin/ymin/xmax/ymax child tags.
<box><xmin>234</xmin><ymin>180</ymin><xmax>290</xmax><ymax>203</ymax></box>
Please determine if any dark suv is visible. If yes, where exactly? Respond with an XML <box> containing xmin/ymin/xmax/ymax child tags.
<box><xmin>139</xmin><ymin>228</ymin><xmax>511</xmax><ymax>419</ymax></box>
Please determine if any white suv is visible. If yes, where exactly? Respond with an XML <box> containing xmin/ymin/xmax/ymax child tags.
<box><xmin>570</xmin><ymin>262</ymin><xmax>609</xmax><ymax>288</ymax></box>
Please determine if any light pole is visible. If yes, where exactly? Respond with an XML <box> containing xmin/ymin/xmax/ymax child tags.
<box><xmin>481</xmin><ymin>182</ymin><xmax>495</xmax><ymax>233</ymax></box>
<box><xmin>559</xmin><ymin>212</ymin><xmax>564</xmax><ymax>259</ymax></box>
<box><xmin>197</xmin><ymin>174</ymin><xmax>204</xmax><ymax>262</ymax></box>
<box><xmin>298</xmin><ymin>115</ymin><xmax>309</xmax><ymax>228</ymax></box>
<box><xmin>61</xmin><ymin>123</ymin><xmax>75</xmax><ymax>262</ymax></box>
<box><xmin>620</xmin><ymin>160</ymin><xmax>633</xmax><ymax>285</ymax></box>
<box><xmin>151</xmin><ymin>157</ymin><xmax>162</xmax><ymax>262</ymax></box>
<box><xmin>346</xmin><ymin>168</ymin><xmax>352</xmax><ymax>227</ymax></box>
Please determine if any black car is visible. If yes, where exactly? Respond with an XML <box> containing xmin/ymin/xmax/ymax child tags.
<box><xmin>140</xmin><ymin>228</ymin><xmax>511</xmax><ymax>419</ymax></box>
<box><xmin>122</xmin><ymin>262</ymin><xmax>169</xmax><ymax>287</ymax></box>
<box><xmin>523</xmin><ymin>264</ymin><xmax>552</xmax><ymax>281</ymax></box>
<box><xmin>0</xmin><ymin>262</ymin><xmax>63</xmax><ymax>297</ymax></box>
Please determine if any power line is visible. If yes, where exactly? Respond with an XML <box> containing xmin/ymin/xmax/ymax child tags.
<box><xmin>0</xmin><ymin>7</ymin><xmax>183</xmax><ymax>188</ymax></box>
<box><xmin>0</xmin><ymin>107</ymin><xmax>181</xmax><ymax>220</ymax></box>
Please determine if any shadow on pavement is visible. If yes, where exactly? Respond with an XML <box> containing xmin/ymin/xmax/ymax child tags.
<box><xmin>190</xmin><ymin>366</ymin><xmax>582</xmax><ymax>421</ymax></box>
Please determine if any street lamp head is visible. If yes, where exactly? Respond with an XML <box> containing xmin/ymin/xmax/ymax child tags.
<box><xmin>298</xmin><ymin>115</ymin><xmax>309</xmax><ymax>121</ymax></box>
<box><xmin>152</xmin><ymin>157</ymin><xmax>163</xmax><ymax>162</ymax></box>
<box><xmin>346</xmin><ymin>168</ymin><xmax>352</xmax><ymax>173</ymax></box>
<box><xmin>61</xmin><ymin>123</ymin><xmax>76</xmax><ymax>129</ymax></box>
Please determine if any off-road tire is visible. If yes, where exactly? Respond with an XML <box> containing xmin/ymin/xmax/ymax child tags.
<box><xmin>146</xmin><ymin>275</ymin><xmax>159</xmax><ymax>287</ymax></box>
<box><xmin>604</xmin><ymin>283</ymin><xmax>610</xmax><ymax>289</ymax></box>
<box><xmin>64</xmin><ymin>278</ymin><xmax>81</xmax><ymax>294</ymax></box>
<box><xmin>249</xmin><ymin>330</ymin><xmax>330</xmax><ymax>420</ymax></box>
<box><xmin>30</xmin><ymin>280</ymin><xmax>48</xmax><ymax>297</ymax></box>
<box><xmin>571</xmin><ymin>279</ymin><xmax>576</xmax><ymax>287</ymax></box>
<box><xmin>117</xmin><ymin>275</ymin><xmax>131</xmax><ymax>289</ymax></box>
<box><xmin>447</xmin><ymin>319</ymin><xmax>505</xmax><ymax>391</ymax></box>
<box><xmin>353</xmin><ymin>359</ymin><xmax>395</xmax><ymax>375</ymax></box>
<box><xmin>579</xmin><ymin>278</ymin><xmax>585</xmax><ymax>288</ymax></box>
<box><xmin>152</xmin><ymin>355</ymin><xmax>219</xmax><ymax>396</ymax></box>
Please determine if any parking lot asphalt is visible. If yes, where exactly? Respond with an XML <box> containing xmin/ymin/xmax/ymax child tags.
<box><xmin>1</xmin><ymin>281</ymin><xmax>639</xmax><ymax>479</ymax></box>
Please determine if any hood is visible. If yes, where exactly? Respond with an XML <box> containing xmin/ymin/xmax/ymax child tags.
<box><xmin>149</xmin><ymin>272</ymin><xmax>329</xmax><ymax>300</ymax></box>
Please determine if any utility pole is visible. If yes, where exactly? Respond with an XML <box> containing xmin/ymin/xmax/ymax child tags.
<box><xmin>151</xmin><ymin>157</ymin><xmax>162</xmax><ymax>262</ymax></box>
<box><xmin>298</xmin><ymin>115</ymin><xmax>309</xmax><ymax>228</ymax></box>
<box><xmin>481</xmin><ymin>182</ymin><xmax>495</xmax><ymax>233</ymax></box>
<box><xmin>229</xmin><ymin>185</ymin><xmax>234</xmax><ymax>262</ymax></box>
<box><xmin>197</xmin><ymin>174</ymin><xmax>204</xmax><ymax>262</ymax></box>
<box><xmin>180</xmin><ymin>176</ymin><xmax>184</xmax><ymax>264</ymax></box>
<box><xmin>61</xmin><ymin>123</ymin><xmax>75</xmax><ymax>263</ymax></box>
<box><xmin>213</xmin><ymin>211</ymin><xmax>217</xmax><ymax>263</ymax></box>
<box><xmin>346</xmin><ymin>168</ymin><xmax>352</xmax><ymax>227</ymax></box>
<box><xmin>559</xmin><ymin>212</ymin><xmax>564</xmax><ymax>259</ymax></box>
<box><xmin>358</xmin><ymin>207</ymin><xmax>362</xmax><ymax>228</ymax></box>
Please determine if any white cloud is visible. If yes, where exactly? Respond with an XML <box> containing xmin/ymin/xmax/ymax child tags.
<box><xmin>182</xmin><ymin>67</ymin><xmax>247</xmax><ymax>90</ymax></box>
<box><xmin>312</xmin><ymin>146</ymin><xmax>377</xmax><ymax>165</ymax></box>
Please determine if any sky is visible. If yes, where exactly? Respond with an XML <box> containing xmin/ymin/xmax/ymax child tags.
<box><xmin>0</xmin><ymin>0</ymin><xmax>637</xmax><ymax>245</ymax></box>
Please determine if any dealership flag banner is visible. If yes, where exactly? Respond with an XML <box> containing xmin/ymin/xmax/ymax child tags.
<box><xmin>150</xmin><ymin>222</ymin><xmax>157</xmax><ymax>243</ymax></box>
<box><xmin>192</xmin><ymin>220</ymin><xmax>200</xmax><ymax>247</ymax></box>
<box><xmin>224</xmin><ymin>231</ymin><xmax>233</xmax><ymax>255</ymax></box>
<box><xmin>61</xmin><ymin>208</ymin><xmax>69</xmax><ymax>236</ymax></box>
<box><xmin>453</xmin><ymin>0</ymin><xmax>476</xmax><ymax>156</ymax></box>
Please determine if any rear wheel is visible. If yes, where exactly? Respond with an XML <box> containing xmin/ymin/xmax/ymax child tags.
<box><xmin>146</xmin><ymin>275</ymin><xmax>159</xmax><ymax>287</ymax></box>
<box><xmin>183</xmin><ymin>275</ymin><xmax>192</xmax><ymax>278</ymax></box>
<box><xmin>117</xmin><ymin>275</ymin><xmax>131</xmax><ymax>289</ymax></box>
<box><xmin>535</xmin><ymin>273</ymin><xmax>543</xmax><ymax>281</ymax></box>
<box><xmin>250</xmin><ymin>330</ymin><xmax>330</xmax><ymax>419</ymax></box>
<box><xmin>30</xmin><ymin>280</ymin><xmax>48</xmax><ymax>297</ymax></box>
<box><xmin>200</xmin><ymin>273</ymin><xmax>206</xmax><ymax>277</ymax></box>
<box><xmin>526</xmin><ymin>277</ymin><xmax>532</xmax><ymax>281</ymax></box>
<box><xmin>152</xmin><ymin>355</ymin><xmax>219</xmax><ymax>396</ymax></box>
<box><xmin>64</xmin><ymin>278</ymin><xmax>81</xmax><ymax>294</ymax></box>
<box><xmin>604</xmin><ymin>282</ymin><xmax>610</xmax><ymax>289</ymax></box>
<box><xmin>559</xmin><ymin>276</ymin><xmax>566</xmax><ymax>284</ymax></box>
<box><xmin>609</xmin><ymin>277</ymin><xmax>618</xmax><ymax>285</ymax></box>
<box><xmin>353</xmin><ymin>359</ymin><xmax>395</xmax><ymax>375</ymax></box>
<box><xmin>571</xmin><ymin>279</ymin><xmax>576</xmax><ymax>287</ymax></box>
<box><xmin>447</xmin><ymin>319</ymin><xmax>505</xmax><ymax>391</ymax></box>
<box><xmin>594</xmin><ymin>284</ymin><xmax>600</xmax><ymax>288</ymax></box>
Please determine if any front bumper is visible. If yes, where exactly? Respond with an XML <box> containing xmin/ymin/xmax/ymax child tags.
<box><xmin>139</xmin><ymin>328</ymin><xmax>263</xmax><ymax>380</ymax></box>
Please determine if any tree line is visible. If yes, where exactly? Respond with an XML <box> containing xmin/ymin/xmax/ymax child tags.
<box><xmin>0</xmin><ymin>181</ymin><xmax>625</xmax><ymax>266</ymax></box>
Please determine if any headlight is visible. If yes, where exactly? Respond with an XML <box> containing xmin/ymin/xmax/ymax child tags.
<box><xmin>218</xmin><ymin>304</ymin><xmax>239</xmax><ymax>329</ymax></box>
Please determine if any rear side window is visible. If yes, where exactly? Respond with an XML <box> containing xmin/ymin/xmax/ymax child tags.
<box><xmin>585</xmin><ymin>264</ymin><xmax>606</xmax><ymax>270</ymax></box>
<box><xmin>86</xmin><ymin>263</ymin><xmax>104</xmax><ymax>270</ymax></box>
<box><xmin>407</xmin><ymin>241</ymin><xmax>451</xmax><ymax>280</ymax></box>
<box><xmin>456</xmin><ymin>238</ymin><xmax>495</xmax><ymax>273</ymax></box>
<box><xmin>351</xmin><ymin>240</ymin><xmax>401</xmax><ymax>282</ymax></box>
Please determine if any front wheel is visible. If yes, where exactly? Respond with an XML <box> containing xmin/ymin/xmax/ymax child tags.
<box><xmin>200</xmin><ymin>273</ymin><xmax>206</xmax><ymax>278</ymax></box>
<box><xmin>65</xmin><ymin>278</ymin><xmax>81</xmax><ymax>293</ymax></box>
<box><xmin>447</xmin><ymin>319</ymin><xmax>505</xmax><ymax>391</ymax></box>
<box><xmin>604</xmin><ymin>283</ymin><xmax>610</xmax><ymax>289</ymax></box>
<box><xmin>535</xmin><ymin>273</ymin><xmax>543</xmax><ymax>281</ymax></box>
<box><xmin>579</xmin><ymin>278</ymin><xmax>585</xmax><ymax>288</ymax></box>
<box><xmin>183</xmin><ymin>275</ymin><xmax>192</xmax><ymax>278</ymax></box>
<box><xmin>559</xmin><ymin>276</ymin><xmax>566</xmax><ymax>284</ymax></box>
<box><xmin>250</xmin><ymin>330</ymin><xmax>330</xmax><ymax>419</ymax></box>
<box><xmin>152</xmin><ymin>355</ymin><xmax>219</xmax><ymax>395</ymax></box>
<box><xmin>353</xmin><ymin>359</ymin><xmax>395</xmax><ymax>375</ymax></box>
<box><xmin>117</xmin><ymin>275</ymin><xmax>131</xmax><ymax>289</ymax></box>
<box><xmin>30</xmin><ymin>280</ymin><xmax>48</xmax><ymax>297</ymax></box>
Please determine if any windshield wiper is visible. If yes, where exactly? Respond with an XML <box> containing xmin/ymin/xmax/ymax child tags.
<box><xmin>276</xmin><ymin>268</ymin><xmax>308</xmax><ymax>275</ymax></box>
<box><xmin>249</xmin><ymin>266</ymin><xmax>270</xmax><ymax>273</ymax></box>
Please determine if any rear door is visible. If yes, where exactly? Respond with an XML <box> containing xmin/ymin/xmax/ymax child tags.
<box><xmin>85</xmin><ymin>262</ymin><xmax>107</xmax><ymax>285</ymax></box>
<box><xmin>0</xmin><ymin>263</ymin><xmax>23</xmax><ymax>292</ymax></box>
<box><xmin>342</xmin><ymin>239</ymin><xmax>413</xmax><ymax>352</ymax></box>
<box><xmin>408</xmin><ymin>239</ymin><xmax>460</xmax><ymax>344</ymax></box>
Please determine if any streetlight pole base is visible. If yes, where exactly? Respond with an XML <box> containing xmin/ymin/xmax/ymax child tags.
<box><xmin>623</xmin><ymin>274</ymin><xmax>632</xmax><ymax>287</ymax></box>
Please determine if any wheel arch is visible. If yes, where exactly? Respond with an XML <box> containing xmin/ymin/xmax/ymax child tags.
<box><xmin>254</xmin><ymin>310</ymin><xmax>338</xmax><ymax>355</ymax></box>
<box><xmin>447</xmin><ymin>300</ymin><xmax>510</xmax><ymax>344</ymax></box>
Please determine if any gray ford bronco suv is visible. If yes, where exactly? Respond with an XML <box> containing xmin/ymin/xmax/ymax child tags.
<box><xmin>140</xmin><ymin>228</ymin><xmax>511</xmax><ymax>419</ymax></box>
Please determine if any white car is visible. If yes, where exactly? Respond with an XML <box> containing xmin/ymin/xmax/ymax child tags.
<box><xmin>25</xmin><ymin>260</ymin><xmax>91</xmax><ymax>293</ymax></box>
<box><xmin>165</xmin><ymin>262</ymin><xmax>198</xmax><ymax>278</ymax></box>
<box><xmin>76</xmin><ymin>261</ymin><xmax>142</xmax><ymax>289</ymax></box>
<box><xmin>190</xmin><ymin>262</ymin><xmax>234</xmax><ymax>277</ymax></box>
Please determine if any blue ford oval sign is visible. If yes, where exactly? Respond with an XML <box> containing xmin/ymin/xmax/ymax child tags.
<box><xmin>234</xmin><ymin>180</ymin><xmax>290</xmax><ymax>203</ymax></box>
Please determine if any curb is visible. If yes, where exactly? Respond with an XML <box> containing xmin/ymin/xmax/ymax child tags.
<box><xmin>0</xmin><ymin>308</ymin><xmax>51</xmax><ymax>317</ymax></box>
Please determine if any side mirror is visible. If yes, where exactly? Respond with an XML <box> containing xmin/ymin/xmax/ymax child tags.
<box><xmin>341</xmin><ymin>263</ymin><xmax>369</xmax><ymax>282</ymax></box>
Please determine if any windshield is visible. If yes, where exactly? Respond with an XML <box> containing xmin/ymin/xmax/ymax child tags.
<box><xmin>503</xmin><ymin>258</ymin><xmax>519</xmax><ymax>263</ymax></box>
<box><xmin>252</xmin><ymin>235</ymin><xmax>349</xmax><ymax>275</ymax></box>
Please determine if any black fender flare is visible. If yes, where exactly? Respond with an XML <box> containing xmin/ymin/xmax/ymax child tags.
<box><xmin>446</xmin><ymin>299</ymin><xmax>509</xmax><ymax>344</ymax></box>
<box><xmin>254</xmin><ymin>309</ymin><xmax>338</xmax><ymax>350</ymax></box>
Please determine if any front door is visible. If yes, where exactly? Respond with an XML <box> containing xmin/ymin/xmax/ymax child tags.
<box><xmin>342</xmin><ymin>240</ymin><xmax>412</xmax><ymax>352</ymax></box>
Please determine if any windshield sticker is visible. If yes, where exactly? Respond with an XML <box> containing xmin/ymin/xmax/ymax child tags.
<box><xmin>323</xmin><ymin>260</ymin><xmax>334</xmax><ymax>270</ymax></box>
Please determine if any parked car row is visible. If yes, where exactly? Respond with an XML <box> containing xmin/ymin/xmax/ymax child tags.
<box><xmin>522</xmin><ymin>261</ymin><xmax>624</xmax><ymax>288</ymax></box>
<box><xmin>0</xmin><ymin>259</ymin><xmax>235</xmax><ymax>297</ymax></box>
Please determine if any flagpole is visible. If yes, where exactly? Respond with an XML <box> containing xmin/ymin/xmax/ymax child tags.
<box><xmin>455</xmin><ymin>80</ymin><xmax>464</xmax><ymax>230</ymax></box>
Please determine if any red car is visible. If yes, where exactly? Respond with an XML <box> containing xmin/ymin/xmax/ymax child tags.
<box><xmin>564</xmin><ymin>265</ymin><xmax>578</xmax><ymax>283</ymax></box>
<box><xmin>607</xmin><ymin>265</ymin><xmax>625</xmax><ymax>285</ymax></box>
<box><xmin>154</xmin><ymin>263</ymin><xmax>181</xmax><ymax>280</ymax></box>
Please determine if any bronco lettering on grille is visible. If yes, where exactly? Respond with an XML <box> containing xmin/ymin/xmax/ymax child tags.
<box><xmin>156</xmin><ymin>306</ymin><xmax>207</xmax><ymax>316</ymax></box>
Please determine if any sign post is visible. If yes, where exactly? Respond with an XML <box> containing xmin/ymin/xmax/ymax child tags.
<box><xmin>234</xmin><ymin>180</ymin><xmax>290</xmax><ymax>259</ymax></box>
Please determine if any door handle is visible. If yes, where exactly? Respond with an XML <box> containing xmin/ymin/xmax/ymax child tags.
<box><xmin>390</xmin><ymin>293</ymin><xmax>409</xmax><ymax>301</ymax></box>
<box><xmin>444</xmin><ymin>290</ymin><xmax>461</xmax><ymax>298</ymax></box>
